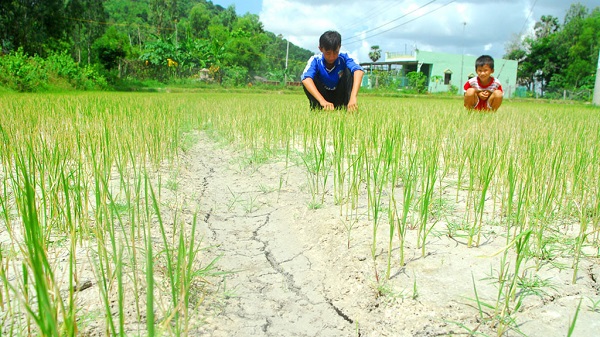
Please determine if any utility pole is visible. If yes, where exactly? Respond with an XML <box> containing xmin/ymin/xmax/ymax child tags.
<box><xmin>459</xmin><ymin>22</ymin><xmax>466</xmax><ymax>94</ymax></box>
<box><xmin>594</xmin><ymin>48</ymin><xmax>600</xmax><ymax>106</ymax></box>
<box><xmin>174</xmin><ymin>19</ymin><xmax>178</xmax><ymax>48</ymax></box>
<box><xmin>284</xmin><ymin>39</ymin><xmax>290</xmax><ymax>85</ymax></box>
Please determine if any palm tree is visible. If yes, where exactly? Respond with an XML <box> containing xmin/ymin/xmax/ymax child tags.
<box><xmin>369</xmin><ymin>45</ymin><xmax>381</xmax><ymax>63</ymax></box>
<box><xmin>368</xmin><ymin>45</ymin><xmax>382</xmax><ymax>88</ymax></box>
<box><xmin>534</xmin><ymin>15</ymin><xmax>559</xmax><ymax>39</ymax></box>
<box><xmin>369</xmin><ymin>46</ymin><xmax>381</xmax><ymax>62</ymax></box>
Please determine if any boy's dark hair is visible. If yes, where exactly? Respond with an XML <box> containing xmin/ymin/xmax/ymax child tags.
<box><xmin>319</xmin><ymin>31</ymin><xmax>342</xmax><ymax>51</ymax></box>
<box><xmin>475</xmin><ymin>55</ymin><xmax>494</xmax><ymax>70</ymax></box>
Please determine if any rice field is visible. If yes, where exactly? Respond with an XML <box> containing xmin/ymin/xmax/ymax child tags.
<box><xmin>0</xmin><ymin>91</ymin><xmax>599</xmax><ymax>336</ymax></box>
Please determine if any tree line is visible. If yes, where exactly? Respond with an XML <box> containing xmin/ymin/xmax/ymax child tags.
<box><xmin>504</xmin><ymin>3</ymin><xmax>599</xmax><ymax>99</ymax></box>
<box><xmin>1</xmin><ymin>1</ymin><xmax>597</xmax><ymax>96</ymax></box>
<box><xmin>0</xmin><ymin>0</ymin><xmax>314</xmax><ymax>91</ymax></box>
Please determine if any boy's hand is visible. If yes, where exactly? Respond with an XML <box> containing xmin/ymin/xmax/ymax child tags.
<box><xmin>347</xmin><ymin>97</ymin><xmax>358</xmax><ymax>111</ymax></box>
<box><xmin>320</xmin><ymin>100</ymin><xmax>334</xmax><ymax>110</ymax></box>
<box><xmin>477</xmin><ymin>89</ymin><xmax>492</xmax><ymax>100</ymax></box>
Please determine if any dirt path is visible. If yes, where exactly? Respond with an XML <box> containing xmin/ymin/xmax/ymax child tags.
<box><xmin>174</xmin><ymin>132</ymin><xmax>599</xmax><ymax>337</ymax></box>
<box><xmin>179</xmin><ymin>135</ymin><xmax>356</xmax><ymax>336</ymax></box>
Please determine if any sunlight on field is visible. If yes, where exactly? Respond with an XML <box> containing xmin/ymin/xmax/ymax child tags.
<box><xmin>0</xmin><ymin>92</ymin><xmax>598</xmax><ymax>336</ymax></box>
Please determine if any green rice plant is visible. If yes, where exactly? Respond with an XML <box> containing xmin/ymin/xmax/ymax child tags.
<box><xmin>385</xmin><ymin>192</ymin><xmax>397</xmax><ymax>280</ymax></box>
<box><xmin>2</xmin><ymin>92</ymin><xmax>600</xmax><ymax>336</ymax></box>
<box><xmin>472</xmin><ymin>139</ymin><xmax>498</xmax><ymax>247</ymax></box>
<box><xmin>341</xmin><ymin>218</ymin><xmax>358</xmax><ymax>249</ymax></box>
<box><xmin>345</xmin><ymin>148</ymin><xmax>365</xmax><ymax>222</ymax></box>
<box><xmin>469</xmin><ymin>229</ymin><xmax>534</xmax><ymax>336</ymax></box>
<box><xmin>300</xmin><ymin>116</ymin><xmax>332</xmax><ymax>205</ymax></box>
<box><xmin>0</xmin><ymin>93</ymin><xmax>229</xmax><ymax>335</ymax></box>
<box><xmin>411</xmin><ymin>272</ymin><xmax>419</xmax><ymax>300</ymax></box>
<box><xmin>243</xmin><ymin>194</ymin><xmax>260</xmax><ymax>213</ymax></box>
<box><xmin>572</xmin><ymin>200</ymin><xmax>591</xmax><ymax>284</ymax></box>
<box><xmin>416</xmin><ymin>142</ymin><xmax>439</xmax><ymax>256</ymax></box>
<box><xmin>463</xmin><ymin>137</ymin><xmax>481</xmax><ymax>228</ymax></box>
<box><xmin>453</xmin><ymin>138</ymin><xmax>469</xmax><ymax>204</ymax></box>
<box><xmin>145</xmin><ymin>208</ymin><xmax>155</xmax><ymax>337</ymax></box>
<box><xmin>500</xmin><ymin>155</ymin><xmax>517</xmax><ymax>237</ymax></box>
<box><xmin>396</xmin><ymin>145</ymin><xmax>419</xmax><ymax>267</ymax></box>
<box><xmin>567</xmin><ymin>298</ymin><xmax>583</xmax><ymax>337</ymax></box>
<box><xmin>332</xmin><ymin>116</ymin><xmax>347</xmax><ymax>209</ymax></box>
<box><xmin>586</xmin><ymin>297</ymin><xmax>600</xmax><ymax>313</ymax></box>
<box><xmin>12</xmin><ymin>149</ymin><xmax>63</xmax><ymax>337</ymax></box>
<box><xmin>494</xmin><ymin>229</ymin><xmax>532</xmax><ymax>336</ymax></box>
<box><xmin>365</xmin><ymin>160</ymin><xmax>381</xmax><ymax>282</ymax></box>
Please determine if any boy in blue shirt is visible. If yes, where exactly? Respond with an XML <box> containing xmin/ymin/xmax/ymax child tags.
<box><xmin>301</xmin><ymin>31</ymin><xmax>364</xmax><ymax>111</ymax></box>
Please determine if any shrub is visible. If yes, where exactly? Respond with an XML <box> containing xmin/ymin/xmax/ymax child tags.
<box><xmin>222</xmin><ymin>65</ymin><xmax>249</xmax><ymax>87</ymax></box>
<box><xmin>0</xmin><ymin>48</ymin><xmax>48</xmax><ymax>92</ymax></box>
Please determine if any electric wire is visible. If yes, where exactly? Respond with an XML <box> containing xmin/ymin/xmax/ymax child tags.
<box><xmin>343</xmin><ymin>0</ymin><xmax>438</xmax><ymax>45</ymax></box>
<box><xmin>344</xmin><ymin>0</ymin><xmax>405</xmax><ymax>31</ymax></box>
<box><xmin>496</xmin><ymin>0</ymin><xmax>538</xmax><ymax>77</ymax></box>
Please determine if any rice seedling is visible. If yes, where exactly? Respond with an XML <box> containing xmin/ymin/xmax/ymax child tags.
<box><xmin>567</xmin><ymin>298</ymin><xmax>583</xmax><ymax>337</ymax></box>
<box><xmin>0</xmin><ymin>93</ymin><xmax>221</xmax><ymax>335</ymax></box>
<box><xmin>2</xmin><ymin>92</ymin><xmax>599</xmax><ymax>336</ymax></box>
<box><xmin>586</xmin><ymin>297</ymin><xmax>600</xmax><ymax>313</ymax></box>
<box><xmin>416</xmin><ymin>140</ymin><xmax>439</xmax><ymax>256</ymax></box>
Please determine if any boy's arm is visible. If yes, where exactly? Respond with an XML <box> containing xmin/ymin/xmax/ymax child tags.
<box><xmin>347</xmin><ymin>70</ymin><xmax>364</xmax><ymax>111</ymax></box>
<box><xmin>302</xmin><ymin>77</ymin><xmax>334</xmax><ymax>110</ymax></box>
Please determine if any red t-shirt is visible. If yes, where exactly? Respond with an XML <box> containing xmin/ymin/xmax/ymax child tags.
<box><xmin>464</xmin><ymin>77</ymin><xmax>503</xmax><ymax>110</ymax></box>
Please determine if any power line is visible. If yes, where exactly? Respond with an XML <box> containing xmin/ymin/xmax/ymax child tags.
<box><xmin>344</xmin><ymin>0</ymin><xmax>404</xmax><ymax>32</ymax></box>
<box><xmin>496</xmin><ymin>0</ymin><xmax>538</xmax><ymax>78</ymax></box>
<box><xmin>344</xmin><ymin>0</ymin><xmax>438</xmax><ymax>45</ymax></box>
<box><xmin>518</xmin><ymin>0</ymin><xmax>539</xmax><ymax>39</ymax></box>
<box><xmin>344</xmin><ymin>0</ymin><xmax>456</xmax><ymax>47</ymax></box>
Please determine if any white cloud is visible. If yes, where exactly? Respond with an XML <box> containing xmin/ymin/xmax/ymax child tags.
<box><xmin>260</xmin><ymin>0</ymin><xmax>600</xmax><ymax>62</ymax></box>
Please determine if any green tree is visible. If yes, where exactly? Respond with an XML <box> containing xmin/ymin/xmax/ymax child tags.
<box><xmin>508</xmin><ymin>3</ymin><xmax>599</xmax><ymax>97</ymax></box>
<box><xmin>369</xmin><ymin>45</ymin><xmax>381</xmax><ymax>63</ymax></box>
<box><xmin>504</xmin><ymin>34</ymin><xmax>532</xmax><ymax>88</ymax></box>
<box><xmin>559</xmin><ymin>5</ymin><xmax>599</xmax><ymax>89</ymax></box>
<box><xmin>534</xmin><ymin>15</ymin><xmax>559</xmax><ymax>38</ymax></box>
<box><xmin>0</xmin><ymin>0</ymin><xmax>69</xmax><ymax>55</ymax></box>
<box><xmin>150</xmin><ymin>0</ymin><xmax>177</xmax><ymax>38</ymax></box>
<box><xmin>93</xmin><ymin>27</ymin><xmax>129</xmax><ymax>78</ymax></box>
<box><xmin>104</xmin><ymin>0</ymin><xmax>153</xmax><ymax>50</ymax></box>
<box><xmin>189</xmin><ymin>2</ymin><xmax>212</xmax><ymax>38</ymax></box>
<box><xmin>406</xmin><ymin>71</ymin><xmax>427</xmax><ymax>93</ymax></box>
<box><xmin>212</xmin><ymin>5</ymin><xmax>237</xmax><ymax>31</ymax></box>
<box><xmin>67</xmin><ymin>0</ymin><xmax>108</xmax><ymax>64</ymax></box>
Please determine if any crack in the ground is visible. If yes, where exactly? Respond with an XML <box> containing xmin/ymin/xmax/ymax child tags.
<box><xmin>588</xmin><ymin>265</ymin><xmax>599</xmax><ymax>295</ymax></box>
<box><xmin>194</xmin><ymin>155</ymin><xmax>355</xmax><ymax>334</ymax></box>
<box><xmin>251</xmin><ymin>213</ymin><xmax>358</xmax><ymax>331</ymax></box>
<box><xmin>251</xmin><ymin>214</ymin><xmax>317</xmax><ymax>306</ymax></box>
<box><xmin>262</xmin><ymin>317</ymin><xmax>272</xmax><ymax>333</ymax></box>
<box><xmin>252</xmin><ymin>215</ymin><xmax>290</xmax><ymax>284</ymax></box>
<box><xmin>264</xmin><ymin>250</ymin><xmax>304</xmax><ymax>296</ymax></box>
<box><xmin>281</xmin><ymin>251</ymin><xmax>311</xmax><ymax>267</ymax></box>
<box><xmin>204</xmin><ymin>207</ymin><xmax>212</xmax><ymax>223</ymax></box>
<box><xmin>327</xmin><ymin>300</ymin><xmax>354</xmax><ymax>324</ymax></box>
<box><xmin>193</xmin><ymin>163</ymin><xmax>214</xmax><ymax>198</ymax></box>
<box><xmin>327</xmin><ymin>300</ymin><xmax>361</xmax><ymax>335</ymax></box>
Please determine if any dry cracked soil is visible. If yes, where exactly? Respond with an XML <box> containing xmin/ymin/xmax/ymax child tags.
<box><xmin>172</xmin><ymin>132</ymin><xmax>600</xmax><ymax>337</ymax></box>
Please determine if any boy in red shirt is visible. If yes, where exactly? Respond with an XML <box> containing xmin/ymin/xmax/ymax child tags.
<box><xmin>463</xmin><ymin>55</ymin><xmax>503</xmax><ymax>111</ymax></box>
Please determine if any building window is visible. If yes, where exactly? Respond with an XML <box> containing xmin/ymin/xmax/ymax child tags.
<box><xmin>444</xmin><ymin>73</ymin><xmax>451</xmax><ymax>85</ymax></box>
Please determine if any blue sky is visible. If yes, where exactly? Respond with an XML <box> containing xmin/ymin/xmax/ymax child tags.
<box><xmin>211</xmin><ymin>0</ymin><xmax>262</xmax><ymax>16</ymax></box>
<box><xmin>210</xmin><ymin>0</ymin><xmax>599</xmax><ymax>64</ymax></box>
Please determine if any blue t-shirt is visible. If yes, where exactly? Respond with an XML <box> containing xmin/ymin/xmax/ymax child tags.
<box><xmin>301</xmin><ymin>52</ymin><xmax>363</xmax><ymax>90</ymax></box>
